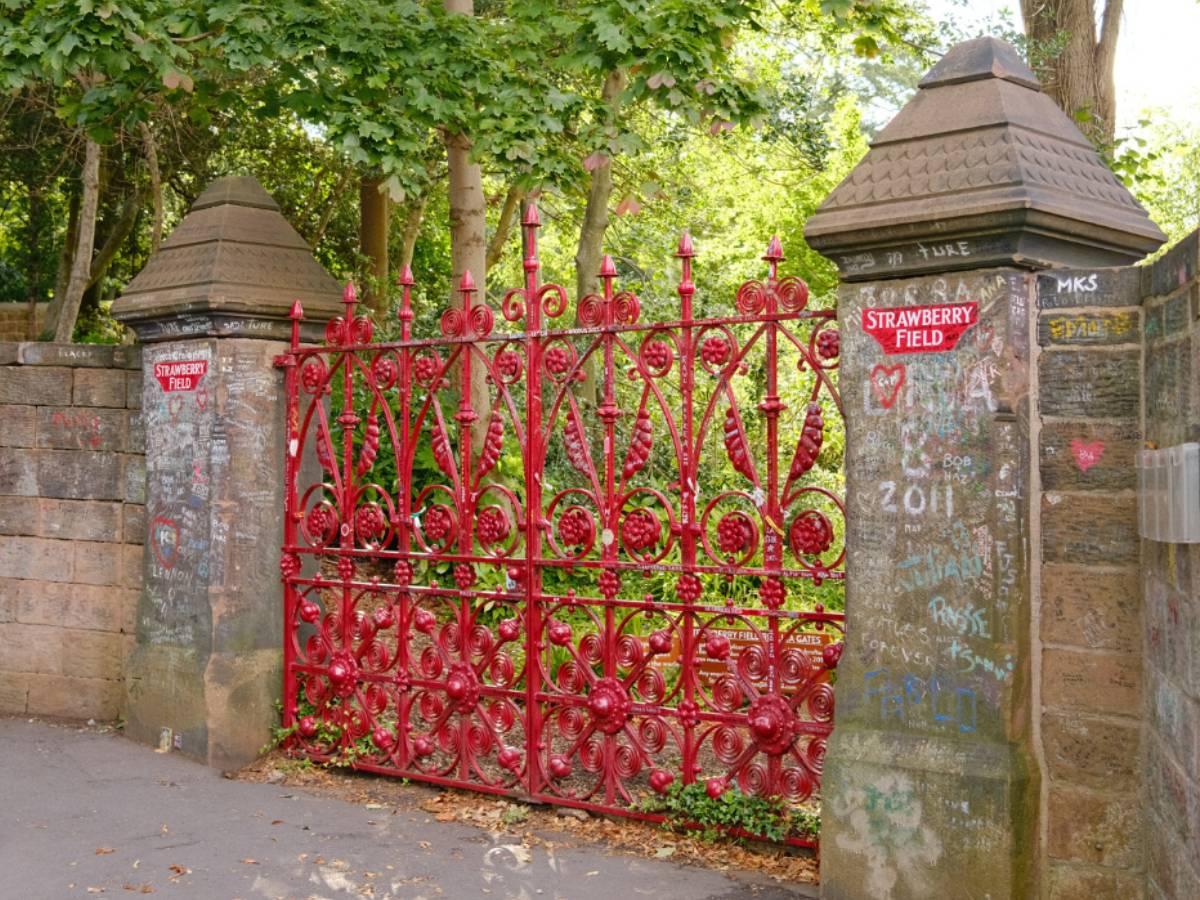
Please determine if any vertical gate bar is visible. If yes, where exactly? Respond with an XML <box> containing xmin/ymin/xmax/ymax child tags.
<box><xmin>397</xmin><ymin>268</ymin><xmax>415</xmax><ymax>770</ymax></box>
<box><xmin>280</xmin><ymin>301</ymin><xmax>304</xmax><ymax>732</ymax></box>
<box><xmin>762</xmin><ymin>242</ymin><xmax>785</xmax><ymax>793</ymax></box>
<box><xmin>454</xmin><ymin>272</ymin><xmax>478</xmax><ymax>784</ymax></box>
<box><xmin>339</xmin><ymin>287</ymin><xmax>357</xmax><ymax>663</ymax></box>
<box><xmin>598</xmin><ymin>256</ymin><xmax>619</xmax><ymax>806</ymax></box>
<box><xmin>521</xmin><ymin>206</ymin><xmax>544</xmax><ymax>798</ymax></box>
<box><xmin>675</xmin><ymin>236</ymin><xmax>698</xmax><ymax>786</ymax></box>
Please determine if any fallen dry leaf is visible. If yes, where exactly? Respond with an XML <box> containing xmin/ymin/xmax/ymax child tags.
<box><xmin>95</xmin><ymin>848</ymin><xmax>115</xmax><ymax>855</ymax></box>
<box><xmin>168</xmin><ymin>865</ymin><xmax>190</xmax><ymax>877</ymax></box>
<box><xmin>239</xmin><ymin>859</ymin><xmax>259</xmax><ymax>866</ymax></box>
<box><xmin>86</xmin><ymin>889</ymin><xmax>105</xmax><ymax>894</ymax></box>
<box><xmin>121</xmin><ymin>885</ymin><xmax>154</xmax><ymax>894</ymax></box>
<box><xmin>270</xmin><ymin>819</ymin><xmax>284</xmax><ymax>825</ymax></box>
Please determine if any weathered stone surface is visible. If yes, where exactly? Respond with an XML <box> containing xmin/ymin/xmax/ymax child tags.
<box><xmin>111</xmin><ymin>176</ymin><xmax>342</xmax><ymax>337</ymax></box>
<box><xmin>1048</xmin><ymin>864</ymin><xmax>1145</xmax><ymax>900</ymax></box>
<box><xmin>0</xmin><ymin>496</ymin><xmax>39</xmax><ymax>536</ymax></box>
<box><xmin>1042</xmin><ymin>713</ymin><xmax>1140</xmax><ymax>789</ymax></box>
<box><xmin>1142</xmin><ymin>229</ymin><xmax>1198</xmax><ymax>298</ymax></box>
<box><xmin>1146</xmin><ymin>807</ymin><xmax>1200</xmax><ymax>899</ymax></box>
<box><xmin>24</xmin><ymin>672</ymin><xmax>122</xmax><ymax>720</ymax></box>
<box><xmin>36</xmin><ymin>449</ymin><xmax>123</xmax><ymax>500</ymax></box>
<box><xmin>1047</xmin><ymin>786</ymin><xmax>1142</xmax><ymax>868</ymax></box>
<box><xmin>1038</xmin><ymin>349</ymin><xmax>1140</xmax><ymax>420</ymax></box>
<box><xmin>62</xmin><ymin>628</ymin><xmax>124</xmax><ymax>679</ymax></box>
<box><xmin>17</xmin><ymin>342</ymin><xmax>117</xmax><ymax>368</ymax></box>
<box><xmin>72</xmin><ymin>367</ymin><xmax>126</xmax><ymax>408</ymax></box>
<box><xmin>35</xmin><ymin>407</ymin><xmax>126</xmax><ymax>452</ymax></box>
<box><xmin>1148</xmin><ymin>677</ymin><xmax>1200</xmax><ymax>781</ymax></box>
<box><xmin>125</xmin><ymin>371</ymin><xmax>142</xmax><ymax>409</ymax></box>
<box><xmin>122</xmin><ymin>503</ymin><xmax>146</xmax><ymax>544</ymax></box>
<box><xmin>0</xmin><ymin>622</ymin><xmax>62</xmax><ymax>673</ymax></box>
<box><xmin>0</xmin><ymin>536</ymin><xmax>72</xmax><ymax>583</ymax></box>
<box><xmin>1043</xmin><ymin>649</ymin><xmax>1141</xmax><ymax>717</ymax></box>
<box><xmin>1037</xmin><ymin>268</ymin><xmax>1140</xmax><ymax>310</ymax></box>
<box><xmin>1041</xmin><ymin>492</ymin><xmax>1137</xmax><ymax>565</ymax></box>
<box><xmin>39</xmin><ymin>498</ymin><xmax>122</xmax><ymax>542</ymax></box>
<box><xmin>0</xmin><ymin>365</ymin><xmax>71</xmax><ymax>405</ymax></box>
<box><xmin>1041</xmin><ymin>564</ymin><xmax>1139</xmax><ymax>653</ymax></box>
<box><xmin>0</xmin><ymin>404</ymin><xmax>36</xmax><ymax>447</ymax></box>
<box><xmin>11</xmin><ymin>579</ymin><xmax>126</xmax><ymax>633</ymax></box>
<box><xmin>1039</xmin><ymin>422</ymin><xmax>1140</xmax><ymax>493</ymax></box>
<box><xmin>0</xmin><ymin>447</ymin><xmax>37</xmax><ymax>496</ymax></box>
<box><xmin>805</xmin><ymin>38</ymin><xmax>1164</xmax><ymax>279</ymax></box>
<box><xmin>73</xmin><ymin>540</ymin><xmax>124</xmax><ymax>586</ymax></box>
<box><xmin>1038</xmin><ymin>309</ymin><xmax>1139</xmax><ymax>346</ymax></box>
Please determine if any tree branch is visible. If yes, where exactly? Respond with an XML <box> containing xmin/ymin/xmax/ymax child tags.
<box><xmin>486</xmin><ymin>183</ymin><xmax>526</xmax><ymax>270</ymax></box>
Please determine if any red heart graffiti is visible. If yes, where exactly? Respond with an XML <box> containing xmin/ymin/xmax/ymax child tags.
<box><xmin>1070</xmin><ymin>439</ymin><xmax>1105</xmax><ymax>472</ymax></box>
<box><xmin>870</xmin><ymin>364</ymin><xmax>906</xmax><ymax>409</ymax></box>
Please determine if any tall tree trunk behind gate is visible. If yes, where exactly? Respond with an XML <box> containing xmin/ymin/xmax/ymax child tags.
<box><xmin>360</xmin><ymin>175</ymin><xmax>390</xmax><ymax>313</ymax></box>
<box><xmin>1020</xmin><ymin>0</ymin><xmax>1123</xmax><ymax>144</ymax></box>
<box><xmin>574</xmin><ymin>68</ymin><xmax>628</xmax><ymax>404</ymax></box>
<box><xmin>444</xmin><ymin>0</ymin><xmax>489</xmax><ymax>445</ymax></box>
<box><xmin>51</xmin><ymin>137</ymin><xmax>101</xmax><ymax>342</ymax></box>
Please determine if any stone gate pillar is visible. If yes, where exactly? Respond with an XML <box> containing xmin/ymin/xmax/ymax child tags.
<box><xmin>803</xmin><ymin>39</ymin><xmax>1164</xmax><ymax>899</ymax></box>
<box><xmin>112</xmin><ymin>176</ymin><xmax>341</xmax><ymax>769</ymax></box>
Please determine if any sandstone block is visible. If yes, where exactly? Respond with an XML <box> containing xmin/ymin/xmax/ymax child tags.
<box><xmin>1041</xmin><ymin>564</ymin><xmax>1139</xmax><ymax>653</ymax></box>
<box><xmin>0</xmin><ymin>366</ymin><xmax>72</xmax><ymax>405</ymax></box>
<box><xmin>0</xmin><ymin>404</ymin><xmax>35</xmax><ymax>447</ymax></box>
<box><xmin>72</xmin><ymin>367</ymin><xmax>126</xmax><ymax>407</ymax></box>
<box><xmin>1042</xmin><ymin>493</ymin><xmax>1138</xmax><ymax>566</ymax></box>
<box><xmin>1047</xmin><ymin>786</ymin><xmax>1142</xmax><ymax>868</ymax></box>
<box><xmin>1043</xmin><ymin>649</ymin><xmax>1142</xmax><ymax>717</ymax></box>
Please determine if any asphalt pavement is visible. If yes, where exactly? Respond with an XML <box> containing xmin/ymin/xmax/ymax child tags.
<box><xmin>0</xmin><ymin>718</ymin><xmax>818</xmax><ymax>900</ymax></box>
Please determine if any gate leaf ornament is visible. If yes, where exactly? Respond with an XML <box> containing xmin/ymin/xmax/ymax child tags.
<box><xmin>279</xmin><ymin>209</ymin><xmax>844</xmax><ymax>845</ymax></box>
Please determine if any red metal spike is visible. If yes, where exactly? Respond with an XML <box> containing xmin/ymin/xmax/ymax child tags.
<box><xmin>675</xmin><ymin>232</ymin><xmax>695</xmax><ymax>258</ymax></box>
<box><xmin>522</xmin><ymin>202</ymin><xmax>541</xmax><ymax>227</ymax></box>
<box><xmin>459</xmin><ymin>269</ymin><xmax>477</xmax><ymax>293</ymax></box>
<box><xmin>599</xmin><ymin>255</ymin><xmax>617</xmax><ymax>278</ymax></box>
<box><xmin>289</xmin><ymin>300</ymin><xmax>304</xmax><ymax>320</ymax></box>
<box><xmin>343</xmin><ymin>281</ymin><xmax>357</xmax><ymax>304</ymax></box>
<box><xmin>763</xmin><ymin>235</ymin><xmax>784</xmax><ymax>263</ymax></box>
<box><xmin>397</xmin><ymin>265</ymin><xmax>414</xmax><ymax>286</ymax></box>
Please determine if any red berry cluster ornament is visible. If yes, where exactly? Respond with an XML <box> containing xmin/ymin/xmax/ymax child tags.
<box><xmin>790</xmin><ymin>510</ymin><xmax>833</xmax><ymax>556</ymax></box>
<box><xmin>676</xmin><ymin>574</ymin><xmax>702</xmax><ymax>602</ymax></box>
<box><xmin>643</xmin><ymin>339</ymin><xmax>671</xmax><ymax>370</ymax></box>
<box><xmin>476</xmin><ymin>506</ymin><xmax>510</xmax><ymax>545</ymax></box>
<box><xmin>622</xmin><ymin>508</ymin><xmax>662</xmax><ymax>551</ymax></box>
<box><xmin>557</xmin><ymin>507</ymin><xmax>592</xmax><ymax>547</ymax></box>
<box><xmin>701</xmin><ymin>335</ymin><xmax>731</xmax><ymax>366</ymax></box>
<box><xmin>423</xmin><ymin>506</ymin><xmax>452</xmax><ymax>542</ymax></box>
<box><xmin>817</xmin><ymin>329</ymin><xmax>840</xmax><ymax>360</ymax></box>
<box><xmin>717</xmin><ymin>514</ymin><xmax>750</xmax><ymax>555</ymax></box>
<box><xmin>760</xmin><ymin>577</ymin><xmax>786</xmax><ymax>609</ymax></box>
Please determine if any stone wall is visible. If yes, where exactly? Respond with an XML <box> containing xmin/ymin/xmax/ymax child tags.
<box><xmin>0</xmin><ymin>342</ymin><xmax>145</xmax><ymax>719</ymax></box>
<box><xmin>1034</xmin><ymin>268</ymin><xmax>1146</xmax><ymax>897</ymax></box>
<box><xmin>0</xmin><ymin>305</ymin><xmax>46</xmax><ymax>341</ymax></box>
<box><xmin>1140</xmin><ymin>232</ymin><xmax>1200</xmax><ymax>899</ymax></box>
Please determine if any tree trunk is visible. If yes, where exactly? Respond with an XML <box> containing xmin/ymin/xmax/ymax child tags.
<box><xmin>486</xmin><ymin>183</ymin><xmax>526</xmax><ymax>269</ymax></box>
<box><xmin>139</xmin><ymin>121</ymin><xmax>163</xmax><ymax>255</ymax></box>
<box><xmin>360</xmin><ymin>175</ymin><xmax>390</xmax><ymax>313</ymax></box>
<box><xmin>52</xmin><ymin>138</ymin><xmax>101</xmax><ymax>342</ymax></box>
<box><xmin>25</xmin><ymin>187</ymin><xmax>43</xmax><ymax>340</ymax></box>
<box><xmin>399</xmin><ymin>193</ymin><xmax>428</xmax><ymax>272</ymax></box>
<box><xmin>45</xmin><ymin>189</ymin><xmax>80</xmax><ymax>338</ymax></box>
<box><xmin>1020</xmin><ymin>0</ymin><xmax>1123</xmax><ymax>144</ymax></box>
<box><xmin>309</xmin><ymin>167</ymin><xmax>354</xmax><ymax>249</ymax></box>
<box><xmin>444</xmin><ymin>0</ymin><xmax>489</xmax><ymax>446</ymax></box>
<box><xmin>574</xmin><ymin>68</ymin><xmax>628</xmax><ymax>403</ymax></box>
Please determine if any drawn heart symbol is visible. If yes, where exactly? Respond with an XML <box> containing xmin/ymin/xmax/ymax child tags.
<box><xmin>870</xmin><ymin>364</ymin><xmax>906</xmax><ymax>409</ymax></box>
<box><xmin>1070</xmin><ymin>439</ymin><xmax>1105</xmax><ymax>472</ymax></box>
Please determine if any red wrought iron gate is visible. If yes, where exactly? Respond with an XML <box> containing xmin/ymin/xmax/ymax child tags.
<box><xmin>278</xmin><ymin>208</ymin><xmax>844</xmax><ymax>844</ymax></box>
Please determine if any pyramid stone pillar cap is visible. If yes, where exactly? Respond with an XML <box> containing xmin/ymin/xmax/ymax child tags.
<box><xmin>804</xmin><ymin>37</ymin><xmax>1166</xmax><ymax>281</ymax></box>
<box><xmin>112</xmin><ymin>175</ymin><xmax>343</xmax><ymax>341</ymax></box>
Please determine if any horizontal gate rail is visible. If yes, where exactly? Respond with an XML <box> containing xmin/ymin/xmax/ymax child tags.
<box><xmin>278</xmin><ymin>207</ymin><xmax>845</xmax><ymax>845</ymax></box>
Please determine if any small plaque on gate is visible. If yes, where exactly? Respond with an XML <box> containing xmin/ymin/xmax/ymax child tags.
<box><xmin>645</xmin><ymin>626</ymin><xmax>836</xmax><ymax>693</ymax></box>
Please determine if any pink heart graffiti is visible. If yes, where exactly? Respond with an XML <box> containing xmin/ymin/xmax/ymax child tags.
<box><xmin>1070</xmin><ymin>439</ymin><xmax>1105</xmax><ymax>472</ymax></box>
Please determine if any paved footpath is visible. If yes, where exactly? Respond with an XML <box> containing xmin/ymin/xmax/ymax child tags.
<box><xmin>0</xmin><ymin>719</ymin><xmax>817</xmax><ymax>900</ymax></box>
